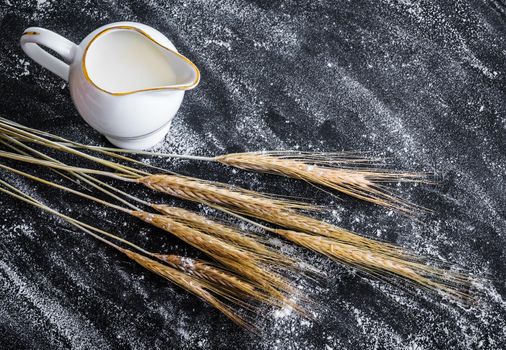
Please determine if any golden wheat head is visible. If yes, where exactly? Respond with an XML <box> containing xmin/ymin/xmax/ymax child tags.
<box><xmin>120</xmin><ymin>248</ymin><xmax>255</xmax><ymax>330</ymax></box>
<box><xmin>274</xmin><ymin>229</ymin><xmax>470</xmax><ymax>301</ymax></box>
<box><xmin>131</xmin><ymin>211</ymin><xmax>307</xmax><ymax>314</ymax></box>
<box><xmin>131</xmin><ymin>211</ymin><xmax>253</xmax><ymax>263</ymax></box>
<box><xmin>137</xmin><ymin>174</ymin><xmax>316</xmax><ymax>212</ymax></box>
<box><xmin>216</xmin><ymin>152</ymin><xmax>428</xmax><ymax>214</ymax></box>
<box><xmin>138</xmin><ymin>174</ymin><xmax>414</xmax><ymax>260</ymax></box>
<box><xmin>155</xmin><ymin>254</ymin><xmax>278</xmax><ymax>310</ymax></box>
<box><xmin>152</xmin><ymin>204</ymin><xmax>296</xmax><ymax>267</ymax></box>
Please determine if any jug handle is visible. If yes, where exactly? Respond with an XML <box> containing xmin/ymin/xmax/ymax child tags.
<box><xmin>20</xmin><ymin>27</ymin><xmax>77</xmax><ymax>82</ymax></box>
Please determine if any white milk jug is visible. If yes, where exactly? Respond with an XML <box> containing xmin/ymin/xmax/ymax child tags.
<box><xmin>21</xmin><ymin>22</ymin><xmax>200</xmax><ymax>149</ymax></box>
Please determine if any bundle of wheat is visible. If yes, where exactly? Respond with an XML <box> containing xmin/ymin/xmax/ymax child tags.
<box><xmin>0</xmin><ymin>119</ymin><xmax>472</xmax><ymax>303</ymax></box>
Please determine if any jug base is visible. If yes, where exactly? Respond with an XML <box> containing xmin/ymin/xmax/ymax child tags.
<box><xmin>105</xmin><ymin>123</ymin><xmax>171</xmax><ymax>150</ymax></box>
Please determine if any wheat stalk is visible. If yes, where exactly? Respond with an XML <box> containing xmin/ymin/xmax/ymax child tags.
<box><xmin>0</xmin><ymin>162</ymin><xmax>306</xmax><ymax>313</ymax></box>
<box><xmin>0</xmin><ymin>135</ymin><xmax>297</xmax><ymax>269</ymax></box>
<box><xmin>0</xmin><ymin>117</ymin><xmax>429</xmax><ymax>215</ymax></box>
<box><xmin>2</xmin><ymin>117</ymin><xmax>426</xmax><ymax>215</ymax></box>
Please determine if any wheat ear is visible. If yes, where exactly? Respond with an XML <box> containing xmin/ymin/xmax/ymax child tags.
<box><xmin>138</xmin><ymin>174</ymin><xmax>408</xmax><ymax>258</ymax></box>
<box><xmin>120</xmin><ymin>248</ymin><xmax>256</xmax><ymax>329</ymax></box>
<box><xmin>130</xmin><ymin>211</ymin><xmax>308</xmax><ymax>314</ymax></box>
<box><xmin>274</xmin><ymin>229</ymin><xmax>470</xmax><ymax>301</ymax></box>
<box><xmin>215</xmin><ymin>152</ymin><xmax>428</xmax><ymax>214</ymax></box>
<box><xmin>151</xmin><ymin>204</ymin><xmax>296</xmax><ymax>267</ymax></box>
<box><xmin>156</xmin><ymin>255</ymin><xmax>271</xmax><ymax>307</ymax></box>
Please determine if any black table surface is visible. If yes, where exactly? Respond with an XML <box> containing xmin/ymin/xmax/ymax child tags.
<box><xmin>1</xmin><ymin>1</ymin><xmax>505</xmax><ymax>349</ymax></box>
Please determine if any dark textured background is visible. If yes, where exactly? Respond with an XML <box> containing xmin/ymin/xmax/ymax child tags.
<box><xmin>1</xmin><ymin>0</ymin><xmax>505</xmax><ymax>349</ymax></box>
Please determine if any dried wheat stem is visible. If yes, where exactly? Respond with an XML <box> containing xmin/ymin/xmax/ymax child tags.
<box><xmin>0</xmin><ymin>150</ymin><xmax>137</xmax><ymax>180</ymax></box>
<box><xmin>0</xmin><ymin>163</ymin><xmax>131</xmax><ymax>214</ymax></box>
<box><xmin>0</xmin><ymin>178</ymin><xmax>280</xmax><ymax>330</ymax></box>
<box><xmin>0</xmin><ymin>135</ymin><xmax>143</xmax><ymax>210</ymax></box>
<box><xmin>0</xmin><ymin>117</ymin><xmax>214</xmax><ymax>162</ymax></box>
<box><xmin>0</xmin><ymin>136</ymin><xmax>83</xmax><ymax>188</ymax></box>
<box><xmin>0</xmin><ymin>179</ymin><xmax>144</xmax><ymax>254</ymax></box>
<box><xmin>0</xmin><ymin>118</ymin><xmax>428</xmax><ymax>215</ymax></box>
<box><xmin>59</xmin><ymin>142</ymin><xmax>215</xmax><ymax>162</ymax></box>
<box><xmin>17</xmin><ymin>121</ymin><xmax>427</xmax><ymax>215</ymax></box>
<box><xmin>0</xmin><ymin>121</ymin><xmax>143</xmax><ymax>176</ymax></box>
<box><xmin>0</xmin><ymin>163</ymin><xmax>304</xmax><ymax>312</ymax></box>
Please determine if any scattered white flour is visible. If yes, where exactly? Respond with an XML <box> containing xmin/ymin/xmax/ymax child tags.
<box><xmin>0</xmin><ymin>0</ymin><xmax>505</xmax><ymax>349</ymax></box>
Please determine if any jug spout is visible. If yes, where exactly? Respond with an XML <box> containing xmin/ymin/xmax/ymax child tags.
<box><xmin>162</xmin><ymin>46</ymin><xmax>200</xmax><ymax>90</ymax></box>
<box><xmin>82</xmin><ymin>25</ymin><xmax>200</xmax><ymax>95</ymax></box>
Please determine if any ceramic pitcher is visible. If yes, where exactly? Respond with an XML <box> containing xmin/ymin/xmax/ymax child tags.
<box><xmin>20</xmin><ymin>22</ymin><xmax>200</xmax><ymax>149</ymax></box>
